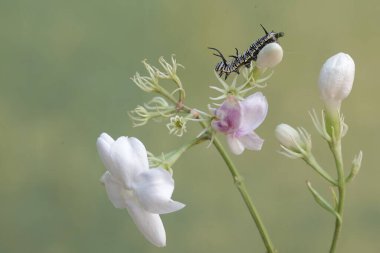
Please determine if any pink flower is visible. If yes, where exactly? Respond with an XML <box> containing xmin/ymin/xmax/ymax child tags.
<box><xmin>211</xmin><ymin>92</ymin><xmax>268</xmax><ymax>155</ymax></box>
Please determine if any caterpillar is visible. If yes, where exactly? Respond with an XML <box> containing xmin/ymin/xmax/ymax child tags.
<box><xmin>209</xmin><ymin>25</ymin><xmax>284</xmax><ymax>80</ymax></box>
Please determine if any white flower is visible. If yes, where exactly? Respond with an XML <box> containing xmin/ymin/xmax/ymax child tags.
<box><xmin>256</xmin><ymin>43</ymin><xmax>284</xmax><ymax>69</ymax></box>
<box><xmin>211</xmin><ymin>93</ymin><xmax>268</xmax><ymax>155</ymax></box>
<box><xmin>318</xmin><ymin>52</ymin><xmax>355</xmax><ymax>111</ymax></box>
<box><xmin>96</xmin><ymin>133</ymin><xmax>185</xmax><ymax>247</ymax></box>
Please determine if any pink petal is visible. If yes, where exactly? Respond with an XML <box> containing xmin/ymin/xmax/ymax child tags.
<box><xmin>212</xmin><ymin>96</ymin><xmax>242</xmax><ymax>134</ymax></box>
<box><xmin>238</xmin><ymin>132</ymin><xmax>264</xmax><ymax>151</ymax></box>
<box><xmin>238</xmin><ymin>92</ymin><xmax>268</xmax><ymax>135</ymax></box>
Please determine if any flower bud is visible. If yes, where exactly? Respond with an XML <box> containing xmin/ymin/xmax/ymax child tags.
<box><xmin>256</xmin><ymin>43</ymin><xmax>283</xmax><ymax>69</ymax></box>
<box><xmin>275</xmin><ymin>123</ymin><xmax>302</xmax><ymax>151</ymax></box>
<box><xmin>318</xmin><ymin>53</ymin><xmax>355</xmax><ymax>110</ymax></box>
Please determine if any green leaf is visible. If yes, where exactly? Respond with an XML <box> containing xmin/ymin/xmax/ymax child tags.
<box><xmin>306</xmin><ymin>181</ymin><xmax>342</xmax><ymax>223</ymax></box>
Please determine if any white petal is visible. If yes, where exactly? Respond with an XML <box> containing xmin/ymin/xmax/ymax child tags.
<box><xmin>238</xmin><ymin>92</ymin><xmax>268</xmax><ymax>135</ymax></box>
<box><xmin>238</xmin><ymin>132</ymin><xmax>264</xmax><ymax>151</ymax></box>
<box><xmin>96</xmin><ymin>133</ymin><xmax>115</xmax><ymax>173</ymax></box>
<box><xmin>226</xmin><ymin>135</ymin><xmax>245</xmax><ymax>155</ymax></box>
<box><xmin>134</xmin><ymin>168</ymin><xmax>185</xmax><ymax>214</ymax></box>
<box><xmin>100</xmin><ymin>171</ymin><xmax>130</xmax><ymax>209</ymax></box>
<box><xmin>99</xmin><ymin>132</ymin><xmax>114</xmax><ymax>145</ymax></box>
<box><xmin>126</xmin><ymin>200</ymin><xmax>167</xmax><ymax>247</ymax></box>
<box><xmin>109</xmin><ymin>136</ymin><xmax>149</xmax><ymax>189</ymax></box>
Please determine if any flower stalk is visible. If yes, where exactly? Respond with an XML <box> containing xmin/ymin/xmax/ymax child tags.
<box><xmin>211</xmin><ymin>134</ymin><xmax>276</xmax><ymax>253</ymax></box>
<box><xmin>328</xmin><ymin>137</ymin><xmax>345</xmax><ymax>253</ymax></box>
<box><xmin>275</xmin><ymin>52</ymin><xmax>360</xmax><ymax>253</ymax></box>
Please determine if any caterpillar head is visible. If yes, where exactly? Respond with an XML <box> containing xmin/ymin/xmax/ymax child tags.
<box><xmin>275</xmin><ymin>32</ymin><xmax>285</xmax><ymax>39</ymax></box>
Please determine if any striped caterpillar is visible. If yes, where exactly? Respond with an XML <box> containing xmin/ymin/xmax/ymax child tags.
<box><xmin>209</xmin><ymin>25</ymin><xmax>284</xmax><ymax>79</ymax></box>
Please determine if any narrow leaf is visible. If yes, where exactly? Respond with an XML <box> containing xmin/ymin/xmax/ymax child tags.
<box><xmin>306</xmin><ymin>181</ymin><xmax>342</xmax><ymax>223</ymax></box>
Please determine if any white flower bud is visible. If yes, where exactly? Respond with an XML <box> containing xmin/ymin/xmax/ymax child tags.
<box><xmin>318</xmin><ymin>53</ymin><xmax>355</xmax><ymax>110</ymax></box>
<box><xmin>256</xmin><ymin>43</ymin><xmax>283</xmax><ymax>69</ymax></box>
<box><xmin>275</xmin><ymin>123</ymin><xmax>302</xmax><ymax>151</ymax></box>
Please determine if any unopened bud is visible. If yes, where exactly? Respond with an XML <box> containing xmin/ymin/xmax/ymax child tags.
<box><xmin>318</xmin><ymin>53</ymin><xmax>355</xmax><ymax>111</ymax></box>
<box><xmin>275</xmin><ymin>124</ymin><xmax>303</xmax><ymax>151</ymax></box>
<box><xmin>256</xmin><ymin>43</ymin><xmax>283</xmax><ymax>69</ymax></box>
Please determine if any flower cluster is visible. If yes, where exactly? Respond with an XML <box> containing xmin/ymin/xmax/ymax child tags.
<box><xmin>94</xmin><ymin>28</ymin><xmax>363</xmax><ymax>253</ymax></box>
<box><xmin>96</xmin><ymin>41</ymin><xmax>284</xmax><ymax>247</ymax></box>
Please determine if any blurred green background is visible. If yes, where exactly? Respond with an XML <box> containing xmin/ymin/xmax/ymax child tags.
<box><xmin>1</xmin><ymin>0</ymin><xmax>379</xmax><ymax>252</ymax></box>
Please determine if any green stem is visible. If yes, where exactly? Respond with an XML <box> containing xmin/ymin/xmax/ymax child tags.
<box><xmin>212</xmin><ymin>136</ymin><xmax>276</xmax><ymax>253</ymax></box>
<box><xmin>329</xmin><ymin>140</ymin><xmax>345</xmax><ymax>253</ymax></box>
<box><xmin>165</xmin><ymin>135</ymin><xmax>209</xmax><ymax>168</ymax></box>
<box><xmin>304</xmin><ymin>155</ymin><xmax>338</xmax><ymax>186</ymax></box>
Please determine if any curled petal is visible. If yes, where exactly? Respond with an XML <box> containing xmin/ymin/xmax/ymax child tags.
<box><xmin>238</xmin><ymin>132</ymin><xmax>264</xmax><ymax>151</ymax></box>
<box><xmin>126</xmin><ymin>199</ymin><xmax>167</xmax><ymax>247</ymax></box>
<box><xmin>226</xmin><ymin>135</ymin><xmax>245</xmax><ymax>155</ymax></box>
<box><xmin>110</xmin><ymin>136</ymin><xmax>149</xmax><ymax>188</ymax></box>
<box><xmin>134</xmin><ymin>168</ymin><xmax>185</xmax><ymax>214</ymax></box>
<box><xmin>238</xmin><ymin>92</ymin><xmax>268</xmax><ymax>135</ymax></box>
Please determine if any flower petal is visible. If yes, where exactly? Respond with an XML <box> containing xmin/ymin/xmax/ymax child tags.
<box><xmin>212</xmin><ymin>96</ymin><xmax>242</xmax><ymax>134</ymax></box>
<box><xmin>97</xmin><ymin>133</ymin><xmax>115</xmax><ymax>174</ymax></box>
<box><xmin>226</xmin><ymin>135</ymin><xmax>245</xmax><ymax>155</ymax></box>
<box><xmin>134</xmin><ymin>168</ymin><xmax>185</xmax><ymax>214</ymax></box>
<box><xmin>238</xmin><ymin>92</ymin><xmax>268</xmax><ymax>135</ymax></box>
<box><xmin>238</xmin><ymin>132</ymin><xmax>264</xmax><ymax>151</ymax></box>
<box><xmin>101</xmin><ymin>171</ymin><xmax>167</xmax><ymax>247</ymax></box>
<box><xmin>109</xmin><ymin>136</ymin><xmax>149</xmax><ymax>188</ymax></box>
<box><xmin>126</xmin><ymin>199</ymin><xmax>167</xmax><ymax>247</ymax></box>
<box><xmin>100</xmin><ymin>171</ymin><xmax>130</xmax><ymax>209</ymax></box>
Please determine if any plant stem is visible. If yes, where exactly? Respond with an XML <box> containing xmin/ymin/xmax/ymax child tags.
<box><xmin>158</xmin><ymin>85</ymin><xmax>275</xmax><ymax>252</ymax></box>
<box><xmin>304</xmin><ymin>155</ymin><xmax>338</xmax><ymax>186</ymax></box>
<box><xmin>212</xmin><ymin>136</ymin><xmax>276</xmax><ymax>253</ymax></box>
<box><xmin>329</xmin><ymin>140</ymin><xmax>345</xmax><ymax>253</ymax></box>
